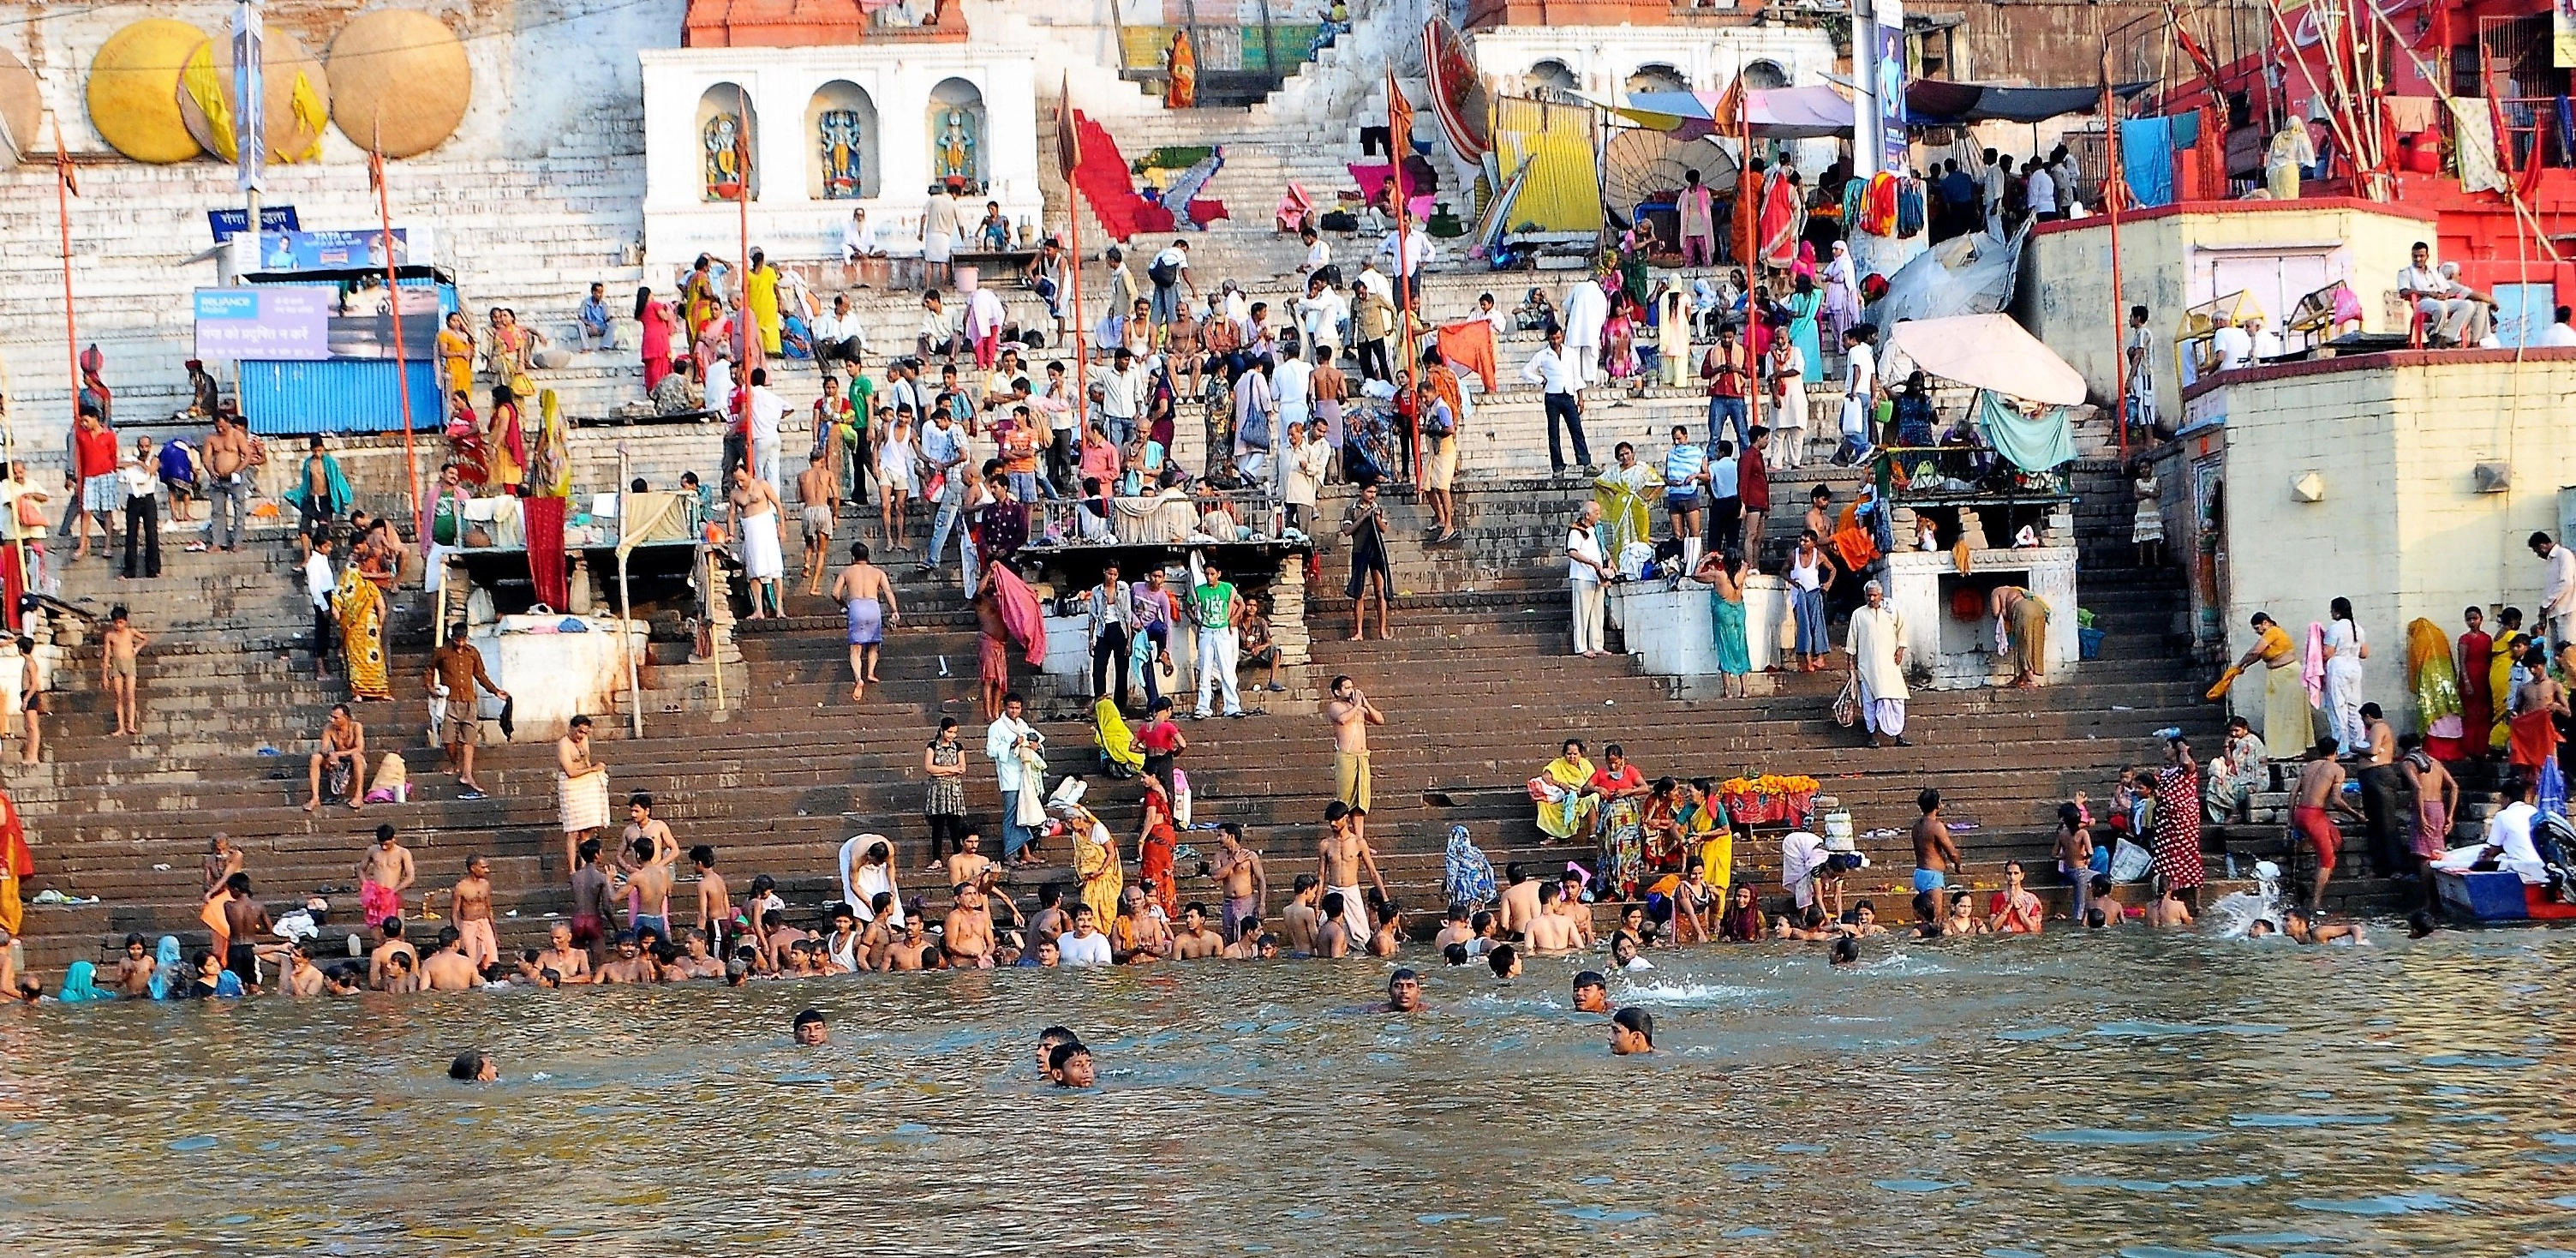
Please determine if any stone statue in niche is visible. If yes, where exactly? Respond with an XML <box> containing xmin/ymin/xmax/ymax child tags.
<box><xmin>819</xmin><ymin>109</ymin><xmax>864</xmax><ymax>199</ymax></box>
<box><xmin>705</xmin><ymin>112</ymin><xmax>747</xmax><ymax>201</ymax></box>
<box><xmin>932</xmin><ymin>107</ymin><xmax>977</xmax><ymax>184</ymax></box>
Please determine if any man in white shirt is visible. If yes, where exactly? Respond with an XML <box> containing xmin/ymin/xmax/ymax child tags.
<box><xmin>1374</xmin><ymin>225</ymin><xmax>1435</xmax><ymax>310</ymax></box>
<box><xmin>745</xmin><ymin>368</ymin><xmax>792</xmax><ymax>490</ymax></box>
<box><xmin>305</xmin><ymin>531</ymin><xmax>338</xmax><ymax>681</ymax></box>
<box><xmin>1056</xmin><ymin>905</ymin><xmax>1113</xmax><ymax>965</ymax></box>
<box><xmin>1294</xmin><ymin>275</ymin><xmax>1348</xmax><ymax>357</ymax></box>
<box><xmin>1834</xmin><ymin>325</ymin><xmax>1879</xmax><ymax>467</ymax></box>
<box><xmin>920</xmin><ymin>182</ymin><xmax>962</xmax><ymax>285</ymax></box>
<box><xmin>2543</xmin><ymin>303</ymin><xmax>2576</xmax><ymax>347</ymax></box>
<box><xmin>2247</xmin><ymin>313</ymin><xmax>2284</xmax><ymax>362</ymax></box>
<box><xmin>2398</xmin><ymin>241</ymin><xmax>2488</xmax><ymax>345</ymax></box>
<box><xmin>1354</xmin><ymin>259</ymin><xmax>1394</xmax><ymax>306</ymax></box>
<box><xmin>2210</xmin><ymin>313</ymin><xmax>2254</xmax><ymax>372</ymax></box>
<box><xmin>918</xmin><ymin>408</ymin><xmax>970</xmax><ymax>574</ymax></box>
<box><xmin>1297</xmin><ymin>225</ymin><xmax>1332</xmax><ymax>279</ymax></box>
<box><xmin>2532</xmin><ymin>530</ymin><xmax>2576</xmax><ymax>650</ymax></box>
<box><xmin>1566</xmin><ymin>500</ymin><xmax>1611</xmax><ymax>656</ymax></box>
<box><xmin>811</xmin><ymin>295</ymin><xmax>867</xmax><ymax>370</ymax></box>
<box><xmin>1089</xmin><ymin>348</ymin><xmax>1145</xmax><ymax>447</ymax></box>
<box><xmin>1149</xmin><ymin>240</ymin><xmax>1197</xmax><ymax>332</ymax></box>
<box><xmin>120</xmin><ymin>437</ymin><xmax>163</xmax><ymax>579</ymax></box>
<box><xmin>1272</xmin><ymin>350</ymin><xmax>1314</xmax><ymax>494</ymax></box>
<box><xmin>1980</xmin><ymin>151</ymin><xmax>2010</xmax><ymax>229</ymax></box>
<box><xmin>2024</xmin><ymin>163</ymin><xmax>2058</xmax><ymax>221</ymax></box>
<box><xmin>839</xmin><ymin>208</ymin><xmax>882</xmax><ymax>267</ymax></box>
<box><xmin>2431</xmin><ymin>773</ymin><xmax>2547</xmax><ymax>881</ymax></box>
<box><xmin>985</xmin><ymin>692</ymin><xmax>1043</xmax><ymax>864</ymax></box>
<box><xmin>917</xmin><ymin>291</ymin><xmax>955</xmax><ymax>363</ymax></box>
<box><xmin>1523</xmin><ymin>326</ymin><xmax>1592</xmax><ymax>475</ymax></box>
<box><xmin>1232</xmin><ymin>358</ymin><xmax>1276</xmax><ymax>484</ymax></box>
<box><xmin>1706</xmin><ymin>441</ymin><xmax>1742</xmax><ymax>554</ymax></box>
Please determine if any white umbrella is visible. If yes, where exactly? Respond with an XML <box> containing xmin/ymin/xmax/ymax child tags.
<box><xmin>1883</xmin><ymin>312</ymin><xmax>2087</xmax><ymax>405</ymax></box>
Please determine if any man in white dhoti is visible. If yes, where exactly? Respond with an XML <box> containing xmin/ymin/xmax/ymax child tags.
<box><xmin>556</xmin><ymin>715</ymin><xmax>611</xmax><ymax>873</ymax></box>
<box><xmin>1562</xmin><ymin>277</ymin><xmax>1609</xmax><ymax>388</ymax></box>
<box><xmin>730</xmin><ymin>465</ymin><xmax>787</xmax><ymax>620</ymax></box>
<box><xmin>1847</xmin><ymin>579</ymin><xmax>1910</xmax><ymax>748</ymax></box>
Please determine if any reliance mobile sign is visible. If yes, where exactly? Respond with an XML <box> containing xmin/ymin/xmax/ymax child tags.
<box><xmin>194</xmin><ymin>285</ymin><xmax>332</xmax><ymax>361</ymax></box>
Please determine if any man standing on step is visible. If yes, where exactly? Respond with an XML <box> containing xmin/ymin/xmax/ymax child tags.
<box><xmin>987</xmin><ymin>691</ymin><xmax>1044</xmax><ymax>866</ymax></box>
<box><xmin>1148</xmin><ymin>239</ymin><xmax>1195</xmax><ymax>340</ymax></box>
<box><xmin>1739</xmin><ymin>425</ymin><xmax>1771</xmax><ymax>566</ymax></box>
<box><xmin>1848</xmin><ymin>579</ymin><xmax>1910</xmax><ymax>748</ymax></box>
<box><xmin>1318</xmin><ymin>800</ymin><xmax>1386</xmax><ymax>953</ymax></box>
<box><xmin>2292</xmin><ymin>739</ymin><xmax>2363</xmax><ymax>914</ymax></box>
<box><xmin>798</xmin><ymin>452</ymin><xmax>840</xmax><ymax>598</ymax></box>
<box><xmin>557</xmin><ymin>715</ymin><xmax>612</xmax><ymax>878</ymax></box>
<box><xmin>445</xmin><ymin>854</ymin><xmax>499</xmax><ymax>972</ymax></box>
<box><xmin>2531</xmin><ymin>530</ymin><xmax>2576</xmax><ymax>651</ymax></box>
<box><xmin>1190</xmin><ymin>558</ymin><xmax>1245</xmax><ymax>719</ymax></box>
<box><xmin>426</xmin><ymin>624</ymin><xmax>506</xmax><ymax>800</ymax></box>
<box><xmin>356</xmin><ymin>824</ymin><xmax>416</xmax><ymax>929</ymax></box>
<box><xmin>832</xmin><ymin>541</ymin><xmax>898</xmax><ymax>704</ymax></box>
<box><xmin>919</xmin><ymin>402</ymin><xmax>970</xmax><ymax>575</ymax></box>
<box><xmin>1325</xmin><ymin>674</ymin><xmax>1384</xmax><ymax>826</ymax></box>
<box><xmin>1524</xmin><ymin>326</ymin><xmax>1591</xmax><ymax>476</ymax></box>
<box><xmin>1085</xmin><ymin>563</ymin><xmax>1135</xmax><ymax>711</ymax></box>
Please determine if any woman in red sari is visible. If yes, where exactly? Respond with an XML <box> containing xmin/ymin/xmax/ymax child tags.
<box><xmin>2455</xmin><ymin>605</ymin><xmax>2494</xmax><ymax>761</ymax></box>
<box><xmin>637</xmin><ymin>287</ymin><xmax>678</xmax><ymax>392</ymax></box>
<box><xmin>1136</xmin><ymin>772</ymin><xmax>1179</xmax><ymax>920</ymax></box>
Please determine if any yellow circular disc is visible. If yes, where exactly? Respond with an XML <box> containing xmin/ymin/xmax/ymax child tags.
<box><xmin>87</xmin><ymin>19</ymin><xmax>210</xmax><ymax>164</ymax></box>
<box><xmin>175</xmin><ymin>28</ymin><xmax>332</xmax><ymax>162</ymax></box>
<box><xmin>329</xmin><ymin>9</ymin><xmax>470</xmax><ymax>159</ymax></box>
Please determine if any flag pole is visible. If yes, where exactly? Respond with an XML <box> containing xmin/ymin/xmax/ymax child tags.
<box><xmin>1388</xmin><ymin>65</ymin><xmax>1421</xmax><ymax>488</ymax></box>
<box><xmin>2101</xmin><ymin>45</ymin><xmax>2129</xmax><ymax>460</ymax></box>
<box><xmin>53</xmin><ymin>120</ymin><xmax>79</xmax><ymax>441</ymax></box>
<box><xmin>1731</xmin><ymin>79</ymin><xmax>1762</xmax><ymax>452</ymax></box>
<box><xmin>1060</xmin><ymin>78</ymin><xmax>1089</xmax><ymax>373</ymax></box>
<box><xmin>370</xmin><ymin>144</ymin><xmax>423</xmax><ymax>549</ymax></box>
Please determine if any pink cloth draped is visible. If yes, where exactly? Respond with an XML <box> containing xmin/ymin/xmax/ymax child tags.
<box><xmin>2303</xmin><ymin>620</ymin><xmax>2327</xmax><ymax>706</ymax></box>
<box><xmin>990</xmin><ymin>562</ymin><xmax>1049</xmax><ymax>666</ymax></box>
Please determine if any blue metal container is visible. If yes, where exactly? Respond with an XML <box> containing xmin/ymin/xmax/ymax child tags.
<box><xmin>238</xmin><ymin>358</ymin><xmax>448</xmax><ymax>436</ymax></box>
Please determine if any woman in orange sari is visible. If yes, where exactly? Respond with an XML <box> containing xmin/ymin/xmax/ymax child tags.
<box><xmin>485</xmin><ymin>385</ymin><xmax>527</xmax><ymax>494</ymax></box>
<box><xmin>1165</xmin><ymin>30</ymin><xmax>1198</xmax><ymax>110</ymax></box>
<box><xmin>1137</xmin><ymin>772</ymin><xmax>1179</xmax><ymax>919</ymax></box>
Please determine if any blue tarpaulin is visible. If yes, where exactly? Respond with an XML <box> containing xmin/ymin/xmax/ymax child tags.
<box><xmin>2120</xmin><ymin>117</ymin><xmax>2177</xmax><ymax>208</ymax></box>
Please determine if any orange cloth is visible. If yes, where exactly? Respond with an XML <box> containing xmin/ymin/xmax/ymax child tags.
<box><xmin>200</xmin><ymin>892</ymin><xmax>232</xmax><ymax>957</ymax></box>
<box><xmin>2508</xmin><ymin>707</ymin><xmax>2560</xmax><ymax>770</ymax></box>
<box><xmin>1435</xmin><ymin>320</ymin><xmax>1498</xmax><ymax>392</ymax></box>
<box><xmin>1831</xmin><ymin>502</ymin><xmax>1880</xmax><ymax>570</ymax></box>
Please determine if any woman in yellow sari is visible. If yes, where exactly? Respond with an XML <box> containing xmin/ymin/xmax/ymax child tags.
<box><xmin>2490</xmin><ymin>608</ymin><xmax>2526</xmax><ymax>751</ymax></box>
<box><xmin>332</xmin><ymin>563</ymin><xmax>391</xmax><ymax>701</ymax></box>
<box><xmin>681</xmin><ymin>256</ymin><xmax>726</xmax><ymax>345</ymax></box>
<box><xmin>1591</xmin><ymin>441</ymin><xmax>1660</xmax><ymax>566</ymax></box>
<box><xmin>1533</xmin><ymin>739</ymin><xmax>1597</xmax><ymax>841</ymax></box>
<box><xmin>438</xmin><ymin>312</ymin><xmax>476</xmax><ymax>397</ymax></box>
<box><xmin>1069</xmin><ymin>804</ymin><xmax>1123</xmax><ymax>930</ymax></box>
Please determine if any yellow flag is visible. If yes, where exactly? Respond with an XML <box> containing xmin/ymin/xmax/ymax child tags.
<box><xmin>182</xmin><ymin>42</ymin><xmax>237</xmax><ymax>162</ymax></box>
<box><xmin>287</xmin><ymin>70</ymin><xmax>327</xmax><ymax>162</ymax></box>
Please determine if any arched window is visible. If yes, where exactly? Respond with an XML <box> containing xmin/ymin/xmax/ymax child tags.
<box><xmin>1627</xmin><ymin>63</ymin><xmax>1689</xmax><ymax>97</ymax></box>
<box><xmin>1741</xmin><ymin>59</ymin><xmax>1790</xmax><ymax>91</ymax></box>
<box><xmin>1527</xmin><ymin>58</ymin><xmax>1580</xmax><ymax>102</ymax></box>
<box><xmin>808</xmin><ymin>81</ymin><xmax>880</xmax><ymax>201</ymax></box>
<box><xmin>927</xmin><ymin>77</ymin><xmax>985</xmax><ymax>189</ymax></box>
<box><xmin>697</xmin><ymin>83</ymin><xmax>756</xmax><ymax>201</ymax></box>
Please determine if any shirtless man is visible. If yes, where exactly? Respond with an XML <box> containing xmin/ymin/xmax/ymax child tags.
<box><xmin>569</xmin><ymin>838</ymin><xmax>612</xmax><ymax>958</ymax></box>
<box><xmin>281</xmin><ymin>943</ymin><xmax>325</xmax><ymax>997</ymax></box>
<box><xmin>2141</xmin><ymin>876</ymin><xmax>2196</xmax><ymax>928</ymax></box>
<box><xmin>1222</xmin><ymin>919</ymin><xmax>1264</xmax><ymax>960</ymax></box>
<box><xmin>17</xmin><ymin>634</ymin><xmax>43</xmax><ymax>765</ymax></box>
<box><xmin>1172</xmin><ymin>903</ymin><xmax>1225</xmax><ymax>959</ymax></box>
<box><xmin>1324</xmin><ymin>676</ymin><xmax>1384</xmax><ymax>838</ymax></box>
<box><xmin>356</xmin><ymin>824</ymin><xmax>415</xmax><ymax>929</ymax></box>
<box><xmin>2283</xmin><ymin>908</ymin><xmax>2366</xmax><ymax>945</ymax></box>
<box><xmin>1282</xmin><ymin>875</ymin><xmax>1322</xmax><ymax>954</ymax></box>
<box><xmin>1525</xmin><ymin>883</ymin><xmax>1583</xmax><ymax>955</ymax></box>
<box><xmin>831</xmin><ymin>541</ymin><xmax>900</xmax><ymax>702</ymax></box>
<box><xmin>1433</xmin><ymin>904</ymin><xmax>1475</xmax><ymax>950</ymax></box>
<box><xmin>368</xmin><ymin>916</ymin><xmax>419</xmax><ymax>987</ymax></box>
<box><xmin>1116</xmin><ymin>885</ymin><xmax>1174</xmax><ymax>963</ymax></box>
<box><xmin>537</xmin><ymin>921</ymin><xmax>594</xmax><ymax>983</ymax></box>
<box><xmin>860</xmin><ymin>895</ymin><xmax>900</xmax><ymax>969</ymax></box>
<box><xmin>1383</xmin><ymin>968</ymin><xmax>1429</xmax><ymax>1014</ymax></box>
<box><xmin>887</xmin><ymin>917</ymin><xmax>942</xmax><ymax>970</ymax></box>
<box><xmin>1210</xmin><ymin>823</ymin><xmax>1266</xmax><ymax>941</ymax></box>
<box><xmin>668</xmin><ymin>931</ymin><xmax>726</xmax><ymax>979</ymax></box>
<box><xmin>730</xmin><ymin>465</ymin><xmax>787</xmax><ymax>620</ymax></box>
<box><xmin>218</xmin><ymin>873</ymin><xmax>270</xmax><ymax>991</ymax></box>
<box><xmin>619</xmin><ymin>834</ymin><xmax>677</xmax><ymax>942</ymax></box>
<box><xmin>203</xmin><ymin>835</ymin><xmax>245</xmax><ymax>898</ymax></box>
<box><xmin>445</xmin><ymin>855</ymin><xmax>499</xmax><ymax>969</ymax></box>
<box><xmin>421</xmin><ymin>929</ymin><xmax>480</xmax><ymax>991</ymax></box>
<box><xmin>557</xmin><ymin>716</ymin><xmax>613</xmax><ymax>878</ymax></box>
<box><xmin>1317</xmin><ymin>801</ymin><xmax>1386</xmax><ymax>952</ymax></box>
<box><xmin>690</xmin><ymin>845</ymin><xmax>731</xmax><ymax>953</ymax></box>
<box><xmin>1548</xmin><ymin>881</ymin><xmax>1599</xmax><ymax>948</ymax></box>
<box><xmin>595</xmin><ymin>932</ymin><xmax>655</xmax><ymax>983</ymax></box>
<box><xmin>941</xmin><ymin>828</ymin><xmax>993</xmax><ymax>892</ymax></box>
<box><xmin>1910</xmin><ymin>788</ymin><xmax>1962</xmax><ymax>902</ymax></box>
<box><xmin>2291</xmin><ymin>736</ymin><xmax>2365</xmax><ymax>913</ymax></box>
<box><xmin>1026</xmin><ymin>884</ymin><xmax>1069</xmax><ymax>953</ymax></box>
<box><xmin>200</xmin><ymin>412</ymin><xmax>263</xmax><ymax>553</ymax></box>
<box><xmin>621</xmin><ymin>793</ymin><xmax>678</xmax><ymax>872</ymax></box>
<box><xmin>1571</xmin><ymin>971</ymin><xmax>1611</xmax><ymax>1014</ymax></box>
<box><xmin>304</xmin><ymin>704</ymin><xmax>367</xmax><ymax>812</ymax></box>
<box><xmin>1497</xmin><ymin>863</ymin><xmax>1543</xmax><ymax>939</ymax></box>
<box><xmin>759</xmin><ymin>909</ymin><xmax>809</xmax><ymax>973</ymax></box>
<box><xmin>99</xmin><ymin>606</ymin><xmax>147</xmax><ymax>738</ymax></box>
<box><xmin>1314</xmin><ymin>891</ymin><xmax>1356</xmax><ymax>958</ymax></box>
<box><xmin>943</xmin><ymin>882</ymin><xmax>997</xmax><ymax>967</ymax></box>
<box><xmin>796</xmin><ymin>452</ymin><xmax>840</xmax><ymax>596</ymax></box>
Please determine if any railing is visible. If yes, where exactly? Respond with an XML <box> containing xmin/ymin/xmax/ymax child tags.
<box><xmin>1019</xmin><ymin>486</ymin><xmax>1288</xmax><ymax>552</ymax></box>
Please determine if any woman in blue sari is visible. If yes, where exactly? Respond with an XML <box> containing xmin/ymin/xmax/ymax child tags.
<box><xmin>1785</xmin><ymin>274</ymin><xmax>1825</xmax><ymax>382</ymax></box>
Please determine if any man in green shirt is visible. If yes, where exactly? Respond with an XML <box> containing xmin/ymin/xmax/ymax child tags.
<box><xmin>1191</xmin><ymin>558</ymin><xmax>1245</xmax><ymax>719</ymax></box>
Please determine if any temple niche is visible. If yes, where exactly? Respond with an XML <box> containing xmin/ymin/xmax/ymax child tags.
<box><xmin>927</xmin><ymin>78</ymin><xmax>983</xmax><ymax>188</ymax></box>
<box><xmin>697</xmin><ymin>83</ymin><xmax>756</xmax><ymax>201</ymax></box>
<box><xmin>810</xmin><ymin>81</ymin><xmax>879</xmax><ymax>201</ymax></box>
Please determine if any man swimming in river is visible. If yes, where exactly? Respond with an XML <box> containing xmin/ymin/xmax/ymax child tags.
<box><xmin>1384</xmin><ymin>967</ymin><xmax>1428</xmax><ymax>1013</ymax></box>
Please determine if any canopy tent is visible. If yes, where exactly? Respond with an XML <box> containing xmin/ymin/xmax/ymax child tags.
<box><xmin>1617</xmin><ymin>87</ymin><xmax>1855</xmax><ymax>141</ymax></box>
<box><xmin>1900</xmin><ymin>79</ymin><xmax>2156</xmax><ymax>126</ymax></box>
<box><xmin>1883</xmin><ymin>313</ymin><xmax>2086</xmax><ymax>405</ymax></box>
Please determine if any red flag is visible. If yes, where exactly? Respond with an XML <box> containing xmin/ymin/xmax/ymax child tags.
<box><xmin>51</xmin><ymin>118</ymin><xmax>75</xmax><ymax>195</ymax></box>
<box><xmin>1385</xmin><ymin>64</ymin><xmax>1414</xmax><ymax>205</ymax></box>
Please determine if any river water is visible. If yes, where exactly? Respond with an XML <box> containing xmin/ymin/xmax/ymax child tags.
<box><xmin>1</xmin><ymin>926</ymin><xmax>2571</xmax><ymax>1257</ymax></box>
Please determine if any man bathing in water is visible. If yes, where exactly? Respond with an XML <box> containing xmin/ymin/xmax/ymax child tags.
<box><xmin>1210</xmin><ymin>823</ymin><xmax>1266</xmax><ymax>943</ymax></box>
<box><xmin>943</xmin><ymin>882</ymin><xmax>997</xmax><ymax>967</ymax></box>
<box><xmin>1524</xmin><ymin>882</ymin><xmax>1584</xmax><ymax>955</ymax></box>
<box><xmin>831</xmin><ymin>541</ymin><xmax>900</xmax><ymax>703</ymax></box>
<box><xmin>1317</xmin><ymin>801</ymin><xmax>1385</xmax><ymax>955</ymax></box>
<box><xmin>445</xmin><ymin>855</ymin><xmax>501</xmax><ymax>969</ymax></box>
<box><xmin>1172</xmin><ymin>903</ymin><xmax>1225</xmax><ymax>959</ymax></box>
<box><xmin>2291</xmin><ymin>738</ymin><xmax>2364</xmax><ymax>914</ymax></box>
<box><xmin>356</xmin><ymin>824</ymin><xmax>414</xmax><ymax>927</ymax></box>
<box><xmin>537</xmin><ymin>922</ymin><xmax>593</xmax><ymax>983</ymax></box>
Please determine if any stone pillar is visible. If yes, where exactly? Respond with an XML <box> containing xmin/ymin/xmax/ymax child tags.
<box><xmin>1270</xmin><ymin>554</ymin><xmax>1312</xmax><ymax>672</ymax></box>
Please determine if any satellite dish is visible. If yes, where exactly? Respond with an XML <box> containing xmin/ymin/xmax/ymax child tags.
<box><xmin>1603</xmin><ymin>131</ymin><xmax>1735</xmax><ymax>226</ymax></box>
